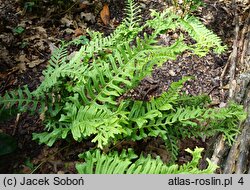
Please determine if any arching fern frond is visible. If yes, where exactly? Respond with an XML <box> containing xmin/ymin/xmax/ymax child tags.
<box><xmin>59</xmin><ymin>102</ymin><xmax>129</xmax><ymax>149</ymax></box>
<box><xmin>0</xmin><ymin>85</ymin><xmax>45</xmax><ymax>115</ymax></box>
<box><xmin>147</xmin><ymin>9</ymin><xmax>227</xmax><ymax>56</ymax></box>
<box><xmin>32</xmin><ymin>123</ymin><xmax>70</xmax><ymax>147</ymax></box>
<box><xmin>33</xmin><ymin>44</ymin><xmax>89</xmax><ymax>96</ymax></box>
<box><xmin>127</xmin><ymin>76</ymin><xmax>191</xmax><ymax>124</ymax></box>
<box><xmin>76</xmin><ymin>147</ymin><xmax>218</xmax><ymax>174</ymax></box>
<box><xmin>34</xmin><ymin>0</ymin><xmax>143</xmax><ymax>97</ymax></box>
<box><xmin>180</xmin><ymin>16</ymin><xmax>227</xmax><ymax>56</ymax></box>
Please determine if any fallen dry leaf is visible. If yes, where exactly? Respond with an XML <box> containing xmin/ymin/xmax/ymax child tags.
<box><xmin>74</xmin><ymin>28</ymin><xmax>83</xmax><ymax>37</ymax></box>
<box><xmin>81</xmin><ymin>12</ymin><xmax>96</xmax><ymax>23</ymax></box>
<box><xmin>64</xmin><ymin>28</ymin><xmax>75</xmax><ymax>34</ymax></box>
<box><xmin>35</xmin><ymin>40</ymin><xmax>46</xmax><ymax>51</ymax></box>
<box><xmin>16</xmin><ymin>54</ymin><xmax>30</xmax><ymax>63</ymax></box>
<box><xmin>48</xmin><ymin>42</ymin><xmax>57</xmax><ymax>53</ymax></box>
<box><xmin>100</xmin><ymin>4</ymin><xmax>110</xmax><ymax>25</ymax></box>
<box><xmin>79</xmin><ymin>1</ymin><xmax>90</xmax><ymax>9</ymax></box>
<box><xmin>17</xmin><ymin>63</ymin><xmax>27</xmax><ymax>72</ymax></box>
<box><xmin>61</xmin><ymin>15</ymin><xmax>74</xmax><ymax>27</ymax></box>
<box><xmin>28</xmin><ymin>59</ymin><xmax>44</xmax><ymax>68</ymax></box>
<box><xmin>79</xmin><ymin>3</ymin><xmax>87</xmax><ymax>9</ymax></box>
<box><xmin>35</xmin><ymin>26</ymin><xmax>47</xmax><ymax>39</ymax></box>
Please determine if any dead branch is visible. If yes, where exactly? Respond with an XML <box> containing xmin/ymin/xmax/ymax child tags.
<box><xmin>212</xmin><ymin>0</ymin><xmax>250</xmax><ymax>174</ymax></box>
<box><xmin>228</xmin><ymin>0</ymin><xmax>240</xmax><ymax>98</ymax></box>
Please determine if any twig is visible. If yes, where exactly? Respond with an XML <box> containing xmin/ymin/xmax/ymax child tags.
<box><xmin>220</xmin><ymin>53</ymin><xmax>231</xmax><ymax>87</ymax></box>
<box><xmin>58</xmin><ymin>0</ymin><xmax>80</xmax><ymax>16</ymax></box>
<box><xmin>239</xmin><ymin>11</ymin><xmax>250</xmax><ymax>71</ymax></box>
<box><xmin>31</xmin><ymin>145</ymin><xmax>70</xmax><ymax>174</ymax></box>
<box><xmin>12</xmin><ymin>113</ymin><xmax>21</xmax><ymax>136</ymax></box>
<box><xmin>228</xmin><ymin>0</ymin><xmax>240</xmax><ymax>98</ymax></box>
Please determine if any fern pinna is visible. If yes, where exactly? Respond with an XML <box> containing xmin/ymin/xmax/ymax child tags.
<box><xmin>0</xmin><ymin>0</ymin><xmax>246</xmax><ymax>163</ymax></box>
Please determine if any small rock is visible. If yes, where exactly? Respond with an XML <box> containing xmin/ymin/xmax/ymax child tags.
<box><xmin>81</xmin><ymin>12</ymin><xmax>95</xmax><ymax>23</ymax></box>
<box><xmin>172</xmin><ymin>33</ymin><xmax>179</xmax><ymax>39</ymax></box>
<box><xmin>219</xmin><ymin>102</ymin><xmax>227</xmax><ymax>108</ymax></box>
<box><xmin>169</xmin><ymin>69</ymin><xmax>176</xmax><ymax>76</ymax></box>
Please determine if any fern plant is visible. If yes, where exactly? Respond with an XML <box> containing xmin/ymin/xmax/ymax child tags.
<box><xmin>0</xmin><ymin>0</ymin><xmax>246</xmax><ymax>163</ymax></box>
<box><xmin>76</xmin><ymin>147</ymin><xmax>218</xmax><ymax>174</ymax></box>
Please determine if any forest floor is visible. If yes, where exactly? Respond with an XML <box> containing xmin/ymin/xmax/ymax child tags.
<box><xmin>0</xmin><ymin>0</ymin><xmax>249</xmax><ymax>173</ymax></box>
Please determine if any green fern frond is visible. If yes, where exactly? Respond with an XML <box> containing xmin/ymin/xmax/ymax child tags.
<box><xmin>180</xmin><ymin>16</ymin><xmax>227</xmax><ymax>56</ymax></box>
<box><xmin>33</xmin><ymin>101</ymin><xmax>129</xmax><ymax>149</ymax></box>
<box><xmin>147</xmin><ymin>9</ymin><xmax>227</xmax><ymax>56</ymax></box>
<box><xmin>163</xmin><ymin>103</ymin><xmax>245</xmax><ymax>144</ymax></box>
<box><xmin>76</xmin><ymin>147</ymin><xmax>218</xmax><ymax>174</ymax></box>
<box><xmin>34</xmin><ymin>1</ymin><xmax>142</xmax><ymax>97</ymax></box>
<box><xmin>72</xmin><ymin>35</ymin><xmax>189</xmax><ymax>109</ymax></box>
<box><xmin>34</xmin><ymin>44</ymin><xmax>89</xmax><ymax>96</ymax></box>
<box><xmin>176</xmin><ymin>94</ymin><xmax>211</xmax><ymax>107</ymax></box>
<box><xmin>79</xmin><ymin>0</ymin><xmax>142</xmax><ymax>58</ymax></box>
<box><xmin>146</xmin><ymin>9</ymin><xmax>179</xmax><ymax>34</ymax></box>
<box><xmin>59</xmin><ymin>102</ymin><xmax>129</xmax><ymax>148</ymax></box>
<box><xmin>32</xmin><ymin>125</ymin><xmax>70</xmax><ymax>147</ymax></box>
<box><xmin>124</xmin><ymin>0</ymin><xmax>141</xmax><ymax>29</ymax></box>
<box><xmin>177</xmin><ymin>148</ymin><xmax>217</xmax><ymax>174</ymax></box>
<box><xmin>126</xmin><ymin>77</ymin><xmax>191</xmax><ymax>125</ymax></box>
<box><xmin>119</xmin><ymin>80</ymin><xmax>245</xmax><ymax>160</ymax></box>
<box><xmin>0</xmin><ymin>85</ymin><xmax>44</xmax><ymax>114</ymax></box>
<box><xmin>201</xmin><ymin>102</ymin><xmax>247</xmax><ymax>145</ymax></box>
<box><xmin>146</xmin><ymin>76</ymin><xmax>192</xmax><ymax>110</ymax></box>
<box><xmin>73</xmin><ymin>45</ymin><xmax>136</xmax><ymax>106</ymax></box>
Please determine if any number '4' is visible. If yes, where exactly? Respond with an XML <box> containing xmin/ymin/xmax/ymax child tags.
<box><xmin>238</xmin><ymin>177</ymin><xmax>244</xmax><ymax>185</ymax></box>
